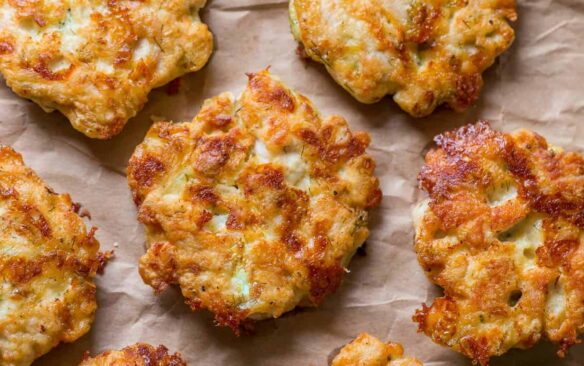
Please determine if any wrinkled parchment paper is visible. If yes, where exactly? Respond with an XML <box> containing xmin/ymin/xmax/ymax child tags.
<box><xmin>0</xmin><ymin>0</ymin><xmax>582</xmax><ymax>365</ymax></box>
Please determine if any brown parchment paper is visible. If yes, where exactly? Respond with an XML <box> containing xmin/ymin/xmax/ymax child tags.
<box><xmin>0</xmin><ymin>0</ymin><xmax>582</xmax><ymax>365</ymax></box>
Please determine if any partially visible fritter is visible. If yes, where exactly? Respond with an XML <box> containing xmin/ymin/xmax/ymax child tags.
<box><xmin>413</xmin><ymin>122</ymin><xmax>584</xmax><ymax>365</ymax></box>
<box><xmin>79</xmin><ymin>343</ymin><xmax>186</xmax><ymax>366</ymax></box>
<box><xmin>0</xmin><ymin>146</ymin><xmax>107</xmax><ymax>366</ymax></box>
<box><xmin>128</xmin><ymin>70</ymin><xmax>382</xmax><ymax>333</ymax></box>
<box><xmin>289</xmin><ymin>0</ymin><xmax>516</xmax><ymax>117</ymax></box>
<box><xmin>0</xmin><ymin>0</ymin><xmax>213</xmax><ymax>139</ymax></box>
<box><xmin>332</xmin><ymin>333</ymin><xmax>423</xmax><ymax>366</ymax></box>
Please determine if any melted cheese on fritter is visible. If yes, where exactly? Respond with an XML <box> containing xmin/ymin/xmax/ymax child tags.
<box><xmin>289</xmin><ymin>0</ymin><xmax>516</xmax><ymax>117</ymax></box>
<box><xmin>0</xmin><ymin>0</ymin><xmax>213</xmax><ymax>139</ymax></box>
<box><xmin>127</xmin><ymin>70</ymin><xmax>382</xmax><ymax>333</ymax></box>
<box><xmin>0</xmin><ymin>146</ymin><xmax>106</xmax><ymax>366</ymax></box>
<box><xmin>79</xmin><ymin>344</ymin><xmax>186</xmax><ymax>366</ymax></box>
<box><xmin>332</xmin><ymin>333</ymin><xmax>423</xmax><ymax>366</ymax></box>
<box><xmin>413</xmin><ymin>122</ymin><xmax>584</xmax><ymax>365</ymax></box>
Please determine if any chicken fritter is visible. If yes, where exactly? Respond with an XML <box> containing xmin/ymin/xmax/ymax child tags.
<box><xmin>332</xmin><ymin>333</ymin><xmax>423</xmax><ymax>366</ymax></box>
<box><xmin>289</xmin><ymin>0</ymin><xmax>516</xmax><ymax>117</ymax></box>
<box><xmin>0</xmin><ymin>0</ymin><xmax>213</xmax><ymax>139</ymax></box>
<box><xmin>0</xmin><ymin>146</ymin><xmax>107</xmax><ymax>366</ymax></box>
<box><xmin>79</xmin><ymin>344</ymin><xmax>186</xmax><ymax>366</ymax></box>
<box><xmin>412</xmin><ymin>122</ymin><xmax>584</xmax><ymax>365</ymax></box>
<box><xmin>128</xmin><ymin>69</ymin><xmax>382</xmax><ymax>333</ymax></box>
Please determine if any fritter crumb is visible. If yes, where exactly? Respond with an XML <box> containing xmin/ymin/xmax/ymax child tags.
<box><xmin>332</xmin><ymin>333</ymin><xmax>423</xmax><ymax>366</ymax></box>
<box><xmin>79</xmin><ymin>343</ymin><xmax>186</xmax><ymax>366</ymax></box>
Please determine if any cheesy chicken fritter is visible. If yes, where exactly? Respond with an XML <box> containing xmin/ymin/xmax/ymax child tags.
<box><xmin>79</xmin><ymin>344</ymin><xmax>186</xmax><ymax>366</ymax></box>
<box><xmin>0</xmin><ymin>0</ymin><xmax>213</xmax><ymax>139</ymax></box>
<box><xmin>413</xmin><ymin>122</ymin><xmax>584</xmax><ymax>365</ymax></box>
<box><xmin>128</xmin><ymin>70</ymin><xmax>382</xmax><ymax>333</ymax></box>
<box><xmin>289</xmin><ymin>0</ymin><xmax>516</xmax><ymax>117</ymax></box>
<box><xmin>332</xmin><ymin>333</ymin><xmax>423</xmax><ymax>366</ymax></box>
<box><xmin>0</xmin><ymin>146</ymin><xmax>107</xmax><ymax>366</ymax></box>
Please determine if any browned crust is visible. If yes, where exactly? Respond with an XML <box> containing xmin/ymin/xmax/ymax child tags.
<box><xmin>414</xmin><ymin>121</ymin><xmax>584</xmax><ymax>365</ymax></box>
<box><xmin>0</xmin><ymin>145</ymin><xmax>107</xmax><ymax>366</ymax></box>
<box><xmin>128</xmin><ymin>70</ymin><xmax>381</xmax><ymax>334</ymax></box>
<box><xmin>290</xmin><ymin>0</ymin><xmax>516</xmax><ymax>117</ymax></box>
<box><xmin>0</xmin><ymin>1</ymin><xmax>213</xmax><ymax>138</ymax></box>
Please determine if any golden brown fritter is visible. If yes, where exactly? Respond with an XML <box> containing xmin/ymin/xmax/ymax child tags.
<box><xmin>332</xmin><ymin>333</ymin><xmax>423</xmax><ymax>366</ymax></box>
<box><xmin>128</xmin><ymin>69</ymin><xmax>382</xmax><ymax>333</ymax></box>
<box><xmin>0</xmin><ymin>146</ymin><xmax>108</xmax><ymax>366</ymax></box>
<box><xmin>0</xmin><ymin>0</ymin><xmax>213</xmax><ymax>139</ymax></box>
<box><xmin>413</xmin><ymin>122</ymin><xmax>584</xmax><ymax>365</ymax></box>
<box><xmin>79</xmin><ymin>343</ymin><xmax>186</xmax><ymax>366</ymax></box>
<box><xmin>289</xmin><ymin>0</ymin><xmax>516</xmax><ymax>117</ymax></box>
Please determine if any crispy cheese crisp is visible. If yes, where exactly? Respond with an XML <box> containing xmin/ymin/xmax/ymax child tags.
<box><xmin>413</xmin><ymin>122</ymin><xmax>584</xmax><ymax>365</ymax></box>
<box><xmin>128</xmin><ymin>70</ymin><xmax>382</xmax><ymax>333</ymax></box>
<box><xmin>79</xmin><ymin>344</ymin><xmax>186</xmax><ymax>366</ymax></box>
<box><xmin>332</xmin><ymin>333</ymin><xmax>423</xmax><ymax>366</ymax></box>
<box><xmin>0</xmin><ymin>0</ymin><xmax>213</xmax><ymax>139</ymax></box>
<box><xmin>289</xmin><ymin>0</ymin><xmax>516</xmax><ymax>117</ymax></box>
<box><xmin>0</xmin><ymin>146</ymin><xmax>106</xmax><ymax>366</ymax></box>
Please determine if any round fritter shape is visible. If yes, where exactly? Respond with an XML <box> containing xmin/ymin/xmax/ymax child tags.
<box><xmin>413</xmin><ymin>122</ymin><xmax>584</xmax><ymax>365</ymax></box>
<box><xmin>332</xmin><ymin>333</ymin><xmax>423</xmax><ymax>366</ymax></box>
<box><xmin>128</xmin><ymin>70</ymin><xmax>382</xmax><ymax>333</ymax></box>
<box><xmin>0</xmin><ymin>0</ymin><xmax>213</xmax><ymax>139</ymax></box>
<box><xmin>0</xmin><ymin>146</ymin><xmax>106</xmax><ymax>366</ymax></box>
<box><xmin>289</xmin><ymin>0</ymin><xmax>516</xmax><ymax>117</ymax></box>
<box><xmin>79</xmin><ymin>343</ymin><xmax>186</xmax><ymax>366</ymax></box>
